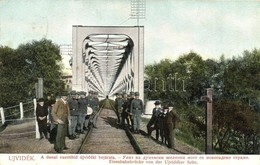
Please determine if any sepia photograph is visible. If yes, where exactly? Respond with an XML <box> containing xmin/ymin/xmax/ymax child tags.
<box><xmin>0</xmin><ymin>0</ymin><xmax>259</xmax><ymax>164</ymax></box>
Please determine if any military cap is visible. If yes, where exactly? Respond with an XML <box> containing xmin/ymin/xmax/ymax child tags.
<box><xmin>163</xmin><ymin>106</ymin><xmax>169</xmax><ymax>109</ymax></box>
<box><xmin>130</xmin><ymin>91</ymin><xmax>135</xmax><ymax>95</ymax></box>
<box><xmin>37</xmin><ymin>98</ymin><xmax>44</xmax><ymax>102</ymax></box>
<box><xmin>80</xmin><ymin>91</ymin><xmax>86</xmax><ymax>96</ymax></box>
<box><xmin>154</xmin><ymin>100</ymin><xmax>161</xmax><ymax>105</ymax></box>
<box><xmin>60</xmin><ymin>91</ymin><xmax>68</xmax><ymax>96</ymax></box>
<box><xmin>70</xmin><ymin>90</ymin><xmax>77</xmax><ymax>95</ymax></box>
<box><xmin>134</xmin><ymin>92</ymin><xmax>140</xmax><ymax>96</ymax></box>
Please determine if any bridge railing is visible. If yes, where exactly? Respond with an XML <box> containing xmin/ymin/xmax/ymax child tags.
<box><xmin>0</xmin><ymin>99</ymin><xmax>37</xmax><ymax>125</ymax></box>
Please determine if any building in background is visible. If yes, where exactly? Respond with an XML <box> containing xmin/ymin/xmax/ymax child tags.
<box><xmin>59</xmin><ymin>44</ymin><xmax>72</xmax><ymax>91</ymax></box>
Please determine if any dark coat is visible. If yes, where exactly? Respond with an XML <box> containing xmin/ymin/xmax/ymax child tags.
<box><xmin>167</xmin><ymin>110</ymin><xmax>180</xmax><ymax>129</ymax></box>
<box><xmin>36</xmin><ymin>104</ymin><xmax>48</xmax><ymax>122</ymax></box>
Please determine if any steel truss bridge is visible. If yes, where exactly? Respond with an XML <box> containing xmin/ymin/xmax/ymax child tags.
<box><xmin>72</xmin><ymin>26</ymin><xmax>144</xmax><ymax>100</ymax></box>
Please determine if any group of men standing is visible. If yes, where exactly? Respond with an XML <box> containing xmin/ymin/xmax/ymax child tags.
<box><xmin>114</xmin><ymin>92</ymin><xmax>180</xmax><ymax>149</ymax></box>
<box><xmin>146</xmin><ymin>101</ymin><xmax>180</xmax><ymax>149</ymax></box>
<box><xmin>35</xmin><ymin>90</ymin><xmax>99</xmax><ymax>153</ymax></box>
<box><xmin>114</xmin><ymin>91</ymin><xmax>144</xmax><ymax>134</ymax></box>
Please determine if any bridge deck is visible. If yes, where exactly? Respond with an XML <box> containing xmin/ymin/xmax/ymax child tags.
<box><xmin>80</xmin><ymin>108</ymin><xmax>136</xmax><ymax>154</ymax></box>
<box><xmin>0</xmin><ymin>109</ymin><xmax>203</xmax><ymax>154</ymax></box>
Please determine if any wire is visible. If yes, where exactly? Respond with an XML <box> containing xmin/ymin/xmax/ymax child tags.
<box><xmin>118</xmin><ymin>17</ymin><xmax>131</xmax><ymax>25</ymax></box>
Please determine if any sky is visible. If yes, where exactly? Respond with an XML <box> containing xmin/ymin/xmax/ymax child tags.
<box><xmin>0</xmin><ymin>0</ymin><xmax>259</xmax><ymax>65</ymax></box>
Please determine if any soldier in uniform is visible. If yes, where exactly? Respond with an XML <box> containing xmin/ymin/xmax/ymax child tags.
<box><xmin>51</xmin><ymin>92</ymin><xmax>70</xmax><ymax>153</ymax></box>
<box><xmin>146</xmin><ymin>100</ymin><xmax>161</xmax><ymax>139</ymax></box>
<box><xmin>114</xmin><ymin>93</ymin><xmax>120</xmax><ymax>124</ymax></box>
<box><xmin>78</xmin><ymin>91</ymin><xmax>88</xmax><ymax>133</ymax></box>
<box><xmin>36</xmin><ymin>98</ymin><xmax>49</xmax><ymax>140</ymax></box>
<box><xmin>121</xmin><ymin>92</ymin><xmax>129</xmax><ymax>129</ymax></box>
<box><xmin>130</xmin><ymin>92</ymin><xmax>144</xmax><ymax>134</ymax></box>
<box><xmin>127</xmin><ymin>92</ymin><xmax>135</xmax><ymax>131</ymax></box>
<box><xmin>166</xmin><ymin>104</ymin><xmax>180</xmax><ymax>148</ymax></box>
<box><xmin>67</xmin><ymin>91</ymin><xmax>79</xmax><ymax>139</ymax></box>
<box><xmin>115</xmin><ymin>93</ymin><xmax>123</xmax><ymax>126</ymax></box>
<box><xmin>90</xmin><ymin>91</ymin><xmax>99</xmax><ymax>128</ymax></box>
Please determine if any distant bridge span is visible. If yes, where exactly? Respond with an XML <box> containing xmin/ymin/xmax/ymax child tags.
<box><xmin>72</xmin><ymin>26</ymin><xmax>144</xmax><ymax>100</ymax></box>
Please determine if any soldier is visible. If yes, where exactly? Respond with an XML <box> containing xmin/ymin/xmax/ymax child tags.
<box><xmin>67</xmin><ymin>91</ymin><xmax>79</xmax><ymax>139</ymax></box>
<box><xmin>78</xmin><ymin>91</ymin><xmax>88</xmax><ymax>134</ymax></box>
<box><xmin>127</xmin><ymin>92</ymin><xmax>135</xmax><ymax>131</ymax></box>
<box><xmin>130</xmin><ymin>92</ymin><xmax>144</xmax><ymax>134</ymax></box>
<box><xmin>90</xmin><ymin>91</ymin><xmax>99</xmax><ymax>128</ymax></box>
<box><xmin>114</xmin><ymin>93</ymin><xmax>120</xmax><ymax>123</ymax></box>
<box><xmin>51</xmin><ymin>92</ymin><xmax>70</xmax><ymax>153</ymax></box>
<box><xmin>121</xmin><ymin>92</ymin><xmax>129</xmax><ymax>129</ymax></box>
<box><xmin>146</xmin><ymin>100</ymin><xmax>161</xmax><ymax>139</ymax></box>
<box><xmin>157</xmin><ymin>106</ymin><xmax>169</xmax><ymax>145</ymax></box>
<box><xmin>166</xmin><ymin>104</ymin><xmax>180</xmax><ymax>148</ymax></box>
<box><xmin>115</xmin><ymin>93</ymin><xmax>124</xmax><ymax>126</ymax></box>
<box><xmin>36</xmin><ymin>98</ymin><xmax>49</xmax><ymax>140</ymax></box>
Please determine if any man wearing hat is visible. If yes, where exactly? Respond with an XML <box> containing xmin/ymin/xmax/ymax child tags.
<box><xmin>78</xmin><ymin>91</ymin><xmax>88</xmax><ymax>133</ymax></box>
<box><xmin>146</xmin><ymin>100</ymin><xmax>161</xmax><ymax>139</ymax></box>
<box><xmin>114</xmin><ymin>93</ymin><xmax>120</xmax><ymax>124</ymax></box>
<box><xmin>126</xmin><ymin>92</ymin><xmax>135</xmax><ymax>131</ymax></box>
<box><xmin>51</xmin><ymin>92</ymin><xmax>70</xmax><ymax>153</ymax></box>
<box><xmin>90</xmin><ymin>91</ymin><xmax>99</xmax><ymax>128</ymax></box>
<box><xmin>130</xmin><ymin>91</ymin><xmax>144</xmax><ymax>134</ymax></box>
<box><xmin>36</xmin><ymin>98</ymin><xmax>49</xmax><ymax>140</ymax></box>
<box><xmin>158</xmin><ymin>106</ymin><xmax>169</xmax><ymax>145</ymax></box>
<box><xmin>67</xmin><ymin>90</ymin><xmax>79</xmax><ymax>139</ymax></box>
<box><xmin>166</xmin><ymin>103</ymin><xmax>180</xmax><ymax>148</ymax></box>
<box><xmin>121</xmin><ymin>92</ymin><xmax>129</xmax><ymax>129</ymax></box>
<box><xmin>115</xmin><ymin>92</ymin><xmax>124</xmax><ymax>126</ymax></box>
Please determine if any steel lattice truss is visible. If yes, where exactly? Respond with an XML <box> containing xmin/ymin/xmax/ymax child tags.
<box><xmin>82</xmin><ymin>34</ymin><xmax>134</xmax><ymax>96</ymax></box>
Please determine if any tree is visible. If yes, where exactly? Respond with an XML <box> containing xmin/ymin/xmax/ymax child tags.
<box><xmin>0</xmin><ymin>46</ymin><xmax>25</xmax><ymax>106</ymax></box>
<box><xmin>214</xmin><ymin>99</ymin><xmax>258</xmax><ymax>153</ymax></box>
<box><xmin>0</xmin><ymin>39</ymin><xmax>65</xmax><ymax>107</ymax></box>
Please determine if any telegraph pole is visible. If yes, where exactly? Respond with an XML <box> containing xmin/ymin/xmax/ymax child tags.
<box><xmin>130</xmin><ymin>0</ymin><xmax>145</xmax><ymax>100</ymax></box>
<box><xmin>201</xmin><ymin>88</ymin><xmax>213</xmax><ymax>154</ymax></box>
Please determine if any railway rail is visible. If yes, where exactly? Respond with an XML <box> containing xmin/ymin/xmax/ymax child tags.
<box><xmin>0</xmin><ymin>99</ymin><xmax>202</xmax><ymax>154</ymax></box>
<box><xmin>77</xmin><ymin>99</ymin><xmax>195</xmax><ymax>154</ymax></box>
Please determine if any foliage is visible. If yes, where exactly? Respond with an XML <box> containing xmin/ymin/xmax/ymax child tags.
<box><xmin>0</xmin><ymin>39</ymin><xmax>65</xmax><ymax>107</ymax></box>
<box><xmin>144</xmin><ymin>49</ymin><xmax>260</xmax><ymax>154</ymax></box>
<box><xmin>213</xmin><ymin>99</ymin><xmax>259</xmax><ymax>153</ymax></box>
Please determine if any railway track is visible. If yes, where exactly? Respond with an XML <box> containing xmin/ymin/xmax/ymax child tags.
<box><xmin>0</xmin><ymin>99</ymin><xmax>202</xmax><ymax>154</ymax></box>
<box><xmin>77</xmin><ymin>99</ymin><xmax>196</xmax><ymax>154</ymax></box>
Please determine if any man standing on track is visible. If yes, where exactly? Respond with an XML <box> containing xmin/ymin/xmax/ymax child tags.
<box><xmin>51</xmin><ymin>92</ymin><xmax>70</xmax><ymax>153</ymax></box>
<box><xmin>146</xmin><ymin>100</ymin><xmax>161</xmax><ymax>139</ymax></box>
<box><xmin>90</xmin><ymin>91</ymin><xmax>99</xmax><ymax>128</ymax></box>
<box><xmin>114</xmin><ymin>93</ymin><xmax>120</xmax><ymax>124</ymax></box>
<box><xmin>115</xmin><ymin>93</ymin><xmax>123</xmax><ymax>126</ymax></box>
<box><xmin>130</xmin><ymin>92</ymin><xmax>144</xmax><ymax>134</ymax></box>
<box><xmin>127</xmin><ymin>92</ymin><xmax>135</xmax><ymax>132</ymax></box>
<box><xmin>78</xmin><ymin>91</ymin><xmax>88</xmax><ymax>134</ymax></box>
<box><xmin>166</xmin><ymin>104</ymin><xmax>180</xmax><ymax>148</ymax></box>
<box><xmin>68</xmin><ymin>91</ymin><xmax>79</xmax><ymax>139</ymax></box>
<box><xmin>121</xmin><ymin>92</ymin><xmax>130</xmax><ymax>129</ymax></box>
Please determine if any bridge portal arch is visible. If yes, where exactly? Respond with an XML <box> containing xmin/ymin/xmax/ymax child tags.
<box><xmin>72</xmin><ymin>26</ymin><xmax>144</xmax><ymax>100</ymax></box>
